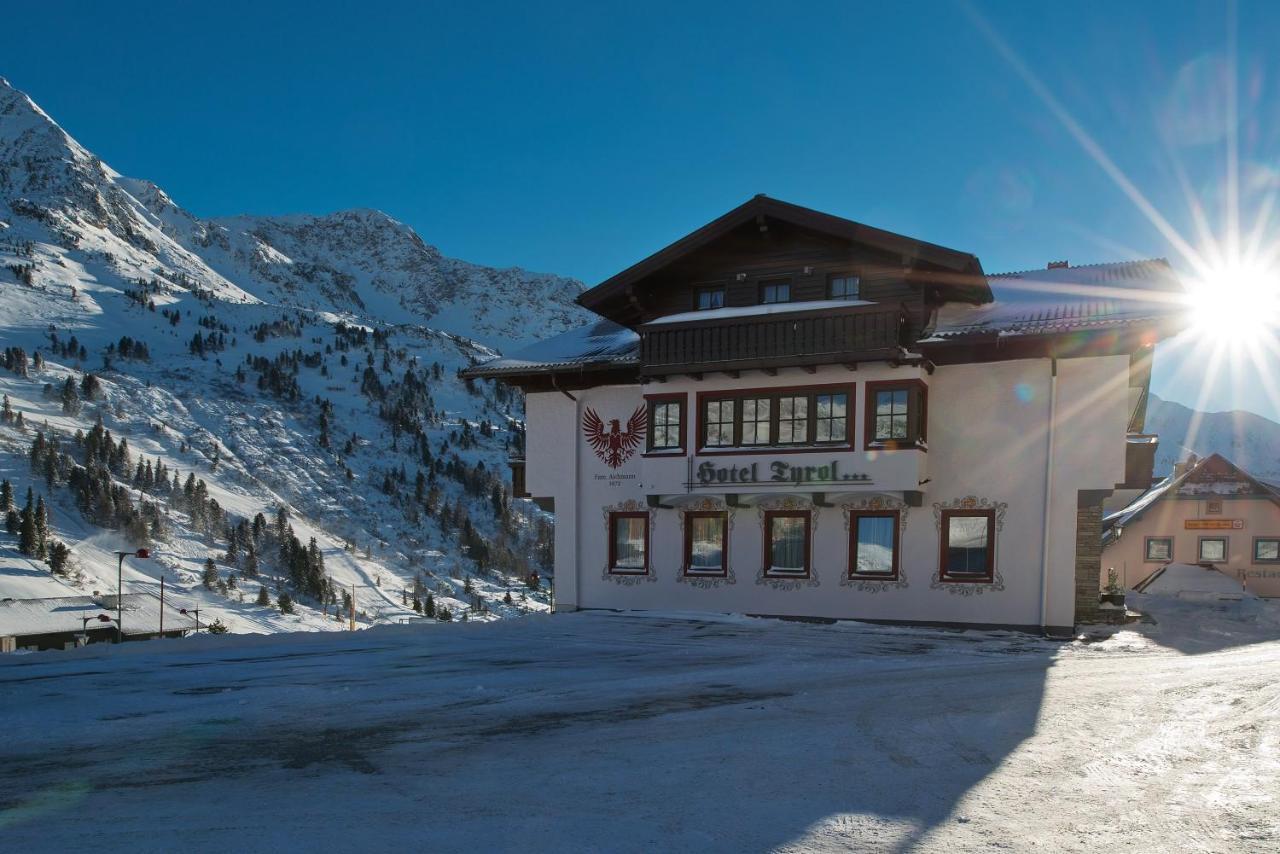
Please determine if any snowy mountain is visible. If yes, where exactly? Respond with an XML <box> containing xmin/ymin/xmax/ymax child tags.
<box><xmin>1147</xmin><ymin>394</ymin><xmax>1280</xmax><ymax>484</ymax></box>
<box><xmin>0</xmin><ymin>76</ymin><xmax>571</xmax><ymax>635</ymax></box>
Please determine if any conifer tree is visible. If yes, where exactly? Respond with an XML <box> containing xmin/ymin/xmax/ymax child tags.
<box><xmin>256</xmin><ymin>586</ymin><xmax>271</xmax><ymax>607</ymax></box>
<box><xmin>0</xmin><ymin>478</ymin><xmax>12</xmax><ymax>512</ymax></box>
<box><xmin>277</xmin><ymin>592</ymin><xmax>295</xmax><ymax>614</ymax></box>
<box><xmin>34</xmin><ymin>496</ymin><xmax>49</xmax><ymax>560</ymax></box>
<box><xmin>18</xmin><ymin>494</ymin><xmax>37</xmax><ymax>557</ymax></box>
<box><xmin>202</xmin><ymin>557</ymin><xmax>219</xmax><ymax>590</ymax></box>
<box><xmin>47</xmin><ymin>540</ymin><xmax>71</xmax><ymax>575</ymax></box>
<box><xmin>424</xmin><ymin>593</ymin><xmax>436</xmax><ymax>618</ymax></box>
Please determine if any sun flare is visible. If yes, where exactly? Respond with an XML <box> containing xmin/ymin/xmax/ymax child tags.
<box><xmin>1185</xmin><ymin>261</ymin><xmax>1280</xmax><ymax>343</ymax></box>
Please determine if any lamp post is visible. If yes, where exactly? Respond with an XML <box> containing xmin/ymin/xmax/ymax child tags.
<box><xmin>179</xmin><ymin>607</ymin><xmax>200</xmax><ymax>634</ymax></box>
<box><xmin>113</xmin><ymin>549</ymin><xmax>151</xmax><ymax>643</ymax></box>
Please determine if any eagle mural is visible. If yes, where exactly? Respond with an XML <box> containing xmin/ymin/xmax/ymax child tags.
<box><xmin>582</xmin><ymin>405</ymin><xmax>647</xmax><ymax>469</ymax></box>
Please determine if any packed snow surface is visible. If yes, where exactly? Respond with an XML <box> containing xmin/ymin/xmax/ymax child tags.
<box><xmin>2</xmin><ymin>597</ymin><xmax>1278</xmax><ymax>853</ymax></box>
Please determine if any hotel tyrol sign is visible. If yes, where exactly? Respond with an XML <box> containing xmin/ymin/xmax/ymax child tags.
<box><xmin>691</xmin><ymin>458</ymin><xmax>873</xmax><ymax>489</ymax></box>
<box><xmin>582</xmin><ymin>405</ymin><xmax>647</xmax><ymax>469</ymax></box>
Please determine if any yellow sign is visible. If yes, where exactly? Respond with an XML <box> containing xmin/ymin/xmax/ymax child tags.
<box><xmin>1185</xmin><ymin>519</ymin><xmax>1243</xmax><ymax>530</ymax></box>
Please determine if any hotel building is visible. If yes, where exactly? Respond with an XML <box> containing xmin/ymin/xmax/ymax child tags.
<box><xmin>464</xmin><ymin>196</ymin><xmax>1186</xmax><ymax>633</ymax></box>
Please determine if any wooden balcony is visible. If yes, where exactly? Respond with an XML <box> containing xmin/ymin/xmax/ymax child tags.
<box><xmin>639</xmin><ymin>303</ymin><xmax>908</xmax><ymax>377</ymax></box>
<box><xmin>509</xmin><ymin>458</ymin><xmax>530</xmax><ymax>499</ymax></box>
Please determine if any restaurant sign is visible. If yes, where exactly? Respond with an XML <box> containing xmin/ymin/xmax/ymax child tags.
<box><xmin>1185</xmin><ymin>519</ymin><xmax>1244</xmax><ymax>530</ymax></box>
<box><xmin>690</xmin><ymin>459</ymin><xmax>873</xmax><ymax>489</ymax></box>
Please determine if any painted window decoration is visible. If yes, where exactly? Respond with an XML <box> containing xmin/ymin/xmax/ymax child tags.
<box><xmin>741</xmin><ymin>397</ymin><xmax>772</xmax><ymax>446</ymax></box>
<box><xmin>866</xmin><ymin>382</ymin><xmax>926</xmax><ymax>449</ymax></box>
<box><xmin>685</xmin><ymin>511</ymin><xmax>728</xmax><ymax>576</ymax></box>
<box><xmin>1145</xmin><ymin>537</ymin><xmax>1174</xmax><ymax>563</ymax></box>
<box><xmin>697</xmin><ymin>287</ymin><xmax>725</xmax><ymax>311</ymax></box>
<box><xmin>1255</xmin><ymin>538</ymin><xmax>1280</xmax><ymax>563</ymax></box>
<box><xmin>1198</xmin><ymin>537</ymin><xmax>1227</xmax><ymax>564</ymax></box>
<box><xmin>828</xmin><ymin>274</ymin><xmax>860</xmax><ymax>301</ymax></box>
<box><xmin>760</xmin><ymin>280</ymin><xmax>792</xmax><ymax>304</ymax></box>
<box><xmin>704</xmin><ymin>398</ymin><xmax>736</xmax><ymax>447</ymax></box>
<box><xmin>777</xmin><ymin>395</ymin><xmax>809</xmax><ymax>444</ymax></box>
<box><xmin>647</xmin><ymin>397</ymin><xmax>684</xmax><ymax>452</ymax></box>
<box><xmin>765</xmin><ymin>511</ymin><xmax>810</xmax><ymax>577</ymax></box>
<box><xmin>814</xmin><ymin>393</ymin><xmax>848</xmax><ymax>443</ymax></box>
<box><xmin>940</xmin><ymin>510</ymin><xmax>995</xmax><ymax>582</ymax></box>
<box><xmin>850</xmin><ymin>511</ymin><xmax>899</xmax><ymax>578</ymax></box>
<box><xmin>609</xmin><ymin>512</ymin><xmax>649</xmax><ymax>575</ymax></box>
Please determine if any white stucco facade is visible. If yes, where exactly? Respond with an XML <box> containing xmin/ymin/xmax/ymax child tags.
<box><xmin>525</xmin><ymin>355</ymin><xmax>1132</xmax><ymax>632</ymax></box>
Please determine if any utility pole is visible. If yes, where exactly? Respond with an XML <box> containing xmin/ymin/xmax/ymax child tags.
<box><xmin>113</xmin><ymin>549</ymin><xmax>151</xmax><ymax>643</ymax></box>
<box><xmin>159</xmin><ymin>574</ymin><xmax>165</xmax><ymax>635</ymax></box>
<box><xmin>349</xmin><ymin>582</ymin><xmax>356</xmax><ymax>631</ymax></box>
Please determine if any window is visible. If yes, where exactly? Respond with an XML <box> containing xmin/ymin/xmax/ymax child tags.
<box><xmin>814</xmin><ymin>393</ymin><xmax>848</xmax><ymax>443</ymax></box>
<box><xmin>646</xmin><ymin>395</ymin><xmax>685</xmax><ymax>452</ymax></box>
<box><xmin>865</xmin><ymin>381</ymin><xmax>927</xmax><ymax>449</ymax></box>
<box><xmin>777</xmin><ymin>395</ymin><xmax>808</xmax><ymax>444</ymax></box>
<box><xmin>740</xmin><ymin>397</ymin><xmax>771</xmax><ymax>445</ymax></box>
<box><xmin>685</xmin><ymin>512</ymin><xmax>728</xmax><ymax>576</ymax></box>
<box><xmin>1206</xmin><ymin>498</ymin><xmax>1223</xmax><ymax>515</ymax></box>
<box><xmin>1198</xmin><ymin>537</ymin><xmax>1227</xmax><ymax>564</ymax></box>
<box><xmin>608</xmin><ymin>512</ymin><xmax>649</xmax><ymax>575</ymax></box>
<box><xmin>764</xmin><ymin>511</ymin><xmax>810</xmax><ymax>577</ymax></box>
<box><xmin>696</xmin><ymin>384</ymin><xmax>854</xmax><ymax>452</ymax></box>
<box><xmin>1255</xmin><ymin>538</ymin><xmax>1280</xmax><ymax>564</ymax></box>
<box><xmin>703</xmin><ymin>398</ymin><xmax>735</xmax><ymax>447</ymax></box>
<box><xmin>760</xmin><ymin>280</ymin><xmax>791</xmax><ymax>304</ymax></box>
<box><xmin>939</xmin><ymin>510</ymin><xmax>995</xmax><ymax>582</ymax></box>
<box><xmin>828</xmin><ymin>274</ymin><xmax>861</xmax><ymax>301</ymax></box>
<box><xmin>849</xmin><ymin>511</ymin><xmax>899</xmax><ymax>578</ymax></box>
<box><xmin>1144</xmin><ymin>537</ymin><xmax>1174</xmax><ymax>563</ymax></box>
<box><xmin>696</xmin><ymin>287</ymin><xmax>725</xmax><ymax>311</ymax></box>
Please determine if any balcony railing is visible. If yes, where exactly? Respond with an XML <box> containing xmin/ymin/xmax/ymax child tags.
<box><xmin>639</xmin><ymin>303</ymin><xmax>908</xmax><ymax>377</ymax></box>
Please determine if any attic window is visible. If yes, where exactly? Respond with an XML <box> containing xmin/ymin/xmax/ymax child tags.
<box><xmin>696</xmin><ymin>287</ymin><xmax>725</xmax><ymax>311</ymax></box>
<box><xmin>759</xmin><ymin>280</ymin><xmax>791</xmax><ymax>304</ymax></box>
<box><xmin>828</xmin><ymin>274</ymin><xmax>861</xmax><ymax>300</ymax></box>
<box><xmin>1206</xmin><ymin>498</ymin><xmax>1223</xmax><ymax>515</ymax></box>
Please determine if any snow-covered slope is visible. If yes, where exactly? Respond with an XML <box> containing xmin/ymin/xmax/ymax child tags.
<box><xmin>0</xmin><ymin>76</ymin><xmax>563</xmax><ymax>635</ymax></box>
<box><xmin>1147</xmin><ymin>394</ymin><xmax>1280</xmax><ymax>484</ymax></box>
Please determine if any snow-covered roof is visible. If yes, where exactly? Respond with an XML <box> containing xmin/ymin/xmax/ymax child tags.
<box><xmin>0</xmin><ymin>593</ymin><xmax>189</xmax><ymax>638</ymax></box>
<box><xmin>460</xmin><ymin>318</ymin><xmax>638</xmax><ymax>377</ymax></box>
<box><xmin>465</xmin><ymin>259</ymin><xmax>1187</xmax><ymax>379</ymax></box>
<box><xmin>1103</xmin><ymin>453</ymin><xmax>1280</xmax><ymax>544</ymax></box>
<box><xmin>643</xmin><ymin>299</ymin><xmax>874</xmax><ymax>326</ymax></box>
<box><xmin>928</xmin><ymin>259</ymin><xmax>1185</xmax><ymax>341</ymax></box>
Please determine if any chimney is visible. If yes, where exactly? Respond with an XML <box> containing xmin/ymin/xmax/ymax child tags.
<box><xmin>1047</xmin><ymin>260</ymin><xmax>1069</xmax><ymax>269</ymax></box>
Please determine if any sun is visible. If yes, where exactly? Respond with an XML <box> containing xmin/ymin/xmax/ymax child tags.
<box><xmin>1185</xmin><ymin>261</ymin><xmax>1280</xmax><ymax>343</ymax></box>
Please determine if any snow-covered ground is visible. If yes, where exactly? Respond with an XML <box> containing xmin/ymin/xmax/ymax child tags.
<box><xmin>2</xmin><ymin>597</ymin><xmax>1278</xmax><ymax>853</ymax></box>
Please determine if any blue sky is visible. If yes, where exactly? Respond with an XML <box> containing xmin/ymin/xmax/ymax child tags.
<box><xmin>6</xmin><ymin>1</ymin><xmax>1279</xmax><ymax>419</ymax></box>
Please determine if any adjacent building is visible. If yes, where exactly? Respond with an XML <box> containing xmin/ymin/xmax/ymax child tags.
<box><xmin>465</xmin><ymin>196</ymin><xmax>1186</xmax><ymax>633</ymax></box>
<box><xmin>1103</xmin><ymin>453</ymin><xmax>1280</xmax><ymax>597</ymax></box>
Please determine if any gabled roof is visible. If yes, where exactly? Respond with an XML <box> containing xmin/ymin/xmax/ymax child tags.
<box><xmin>577</xmin><ymin>195</ymin><xmax>991</xmax><ymax>318</ymax></box>
<box><xmin>1103</xmin><ymin>453</ymin><xmax>1280</xmax><ymax>544</ymax></box>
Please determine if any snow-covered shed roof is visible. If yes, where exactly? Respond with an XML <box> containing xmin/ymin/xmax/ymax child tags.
<box><xmin>1103</xmin><ymin>453</ymin><xmax>1280</xmax><ymax>545</ymax></box>
<box><xmin>0</xmin><ymin>593</ymin><xmax>189</xmax><ymax>638</ymax></box>
<box><xmin>928</xmin><ymin>259</ymin><xmax>1185</xmax><ymax>341</ymax></box>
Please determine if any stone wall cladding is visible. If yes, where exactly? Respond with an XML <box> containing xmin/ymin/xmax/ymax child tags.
<box><xmin>1074</xmin><ymin>500</ymin><xmax>1104</xmax><ymax>625</ymax></box>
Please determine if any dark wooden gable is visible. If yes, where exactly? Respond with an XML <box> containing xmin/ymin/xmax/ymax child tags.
<box><xmin>578</xmin><ymin>195</ymin><xmax>990</xmax><ymax>328</ymax></box>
